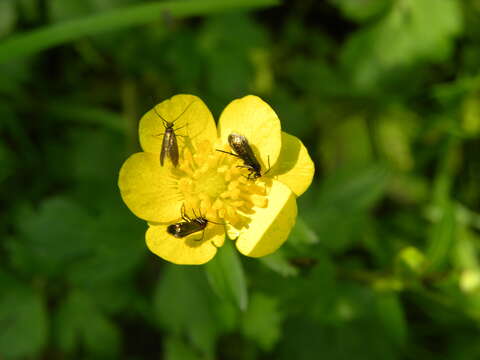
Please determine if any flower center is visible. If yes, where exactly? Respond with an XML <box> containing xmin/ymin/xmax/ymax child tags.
<box><xmin>174</xmin><ymin>139</ymin><xmax>268</xmax><ymax>228</ymax></box>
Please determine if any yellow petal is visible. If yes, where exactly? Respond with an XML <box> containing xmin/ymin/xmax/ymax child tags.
<box><xmin>218</xmin><ymin>95</ymin><xmax>281</xmax><ymax>172</ymax></box>
<box><xmin>270</xmin><ymin>132</ymin><xmax>315</xmax><ymax>196</ymax></box>
<box><xmin>234</xmin><ymin>180</ymin><xmax>297</xmax><ymax>257</ymax></box>
<box><xmin>139</xmin><ymin>94</ymin><xmax>217</xmax><ymax>156</ymax></box>
<box><xmin>118</xmin><ymin>152</ymin><xmax>183</xmax><ymax>223</ymax></box>
<box><xmin>146</xmin><ymin>223</ymin><xmax>225</xmax><ymax>265</ymax></box>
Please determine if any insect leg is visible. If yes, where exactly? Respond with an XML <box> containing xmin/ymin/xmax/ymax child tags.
<box><xmin>193</xmin><ymin>228</ymin><xmax>205</xmax><ymax>242</ymax></box>
<box><xmin>263</xmin><ymin>155</ymin><xmax>272</xmax><ymax>176</ymax></box>
<box><xmin>208</xmin><ymin>219</ymin><xmax>226</xmax><ymax>225</ymax></box>
<box><xmin>181</xmin><ymin>204</ymin><xmax>191</xmax><ymax>222</ymax></box>
<box><xmin>174</xmin><ymin>123</ymin><xmax>188</xmax><ymax>132</ymax></box>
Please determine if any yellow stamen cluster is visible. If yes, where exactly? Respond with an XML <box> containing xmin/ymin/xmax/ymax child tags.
<box><xmin>174</xmin><ymin>140</ymin><xmax>268</xmax><ymax>228</ymax></box>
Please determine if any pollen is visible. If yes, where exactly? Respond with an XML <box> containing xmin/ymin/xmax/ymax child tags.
<box><xmin>175</xmin><ymin>139</ymin><xmax>268</xmax><ymax>227</ymax></box>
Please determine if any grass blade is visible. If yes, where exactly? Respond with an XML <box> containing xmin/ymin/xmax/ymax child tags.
<box><xmin>0</xmin><ymin>0</ymin><xmax>278</xmax><ymax>64</ymax></box>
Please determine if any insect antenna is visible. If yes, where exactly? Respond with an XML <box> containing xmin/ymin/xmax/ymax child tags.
<box><xmin>171</xmin><ymin>100</ymin><xmax>197</xmax><ymax>126</ymax></box>
<box><xmin>192</xmin><ymin>208</ymin><xmax>199</xmax><ymax>219</ymax></box>
<box><xmin>263</xmin><ymin>155</ymin><xmax>272</xmax><ymax>176</ymax></box>
<box><xmin>151</xmin><ymin>104</ymin><xmax>169</xmax><ymax>127</ymax></box>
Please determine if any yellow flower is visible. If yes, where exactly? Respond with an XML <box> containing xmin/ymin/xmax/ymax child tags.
<box><xmin>118</xmin><ymin>94</ymin><xmax>314</xmax><ymax>265</ymax></box>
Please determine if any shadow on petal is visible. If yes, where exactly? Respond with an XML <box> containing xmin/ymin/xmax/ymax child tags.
<box><xmin>235</xmin><ymin>180</ymin><xmax>297</xmax><ymax>257</ymax></box>
<box><xmin>270</xmin><ymin>132</ymin><xmax>314</xmax><ymax>197</ymax></box>
<box><xmin>146</xmin><ymin>222</ymin><xmax>225</xmax><ymax>265</ymax></box>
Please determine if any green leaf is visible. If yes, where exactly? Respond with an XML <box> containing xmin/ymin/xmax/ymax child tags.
<box><xmin>341</xmin><ymin>0</ymin><xmax>463</xmax><ymax>91</ymax></box>
<box><xmin>47</xmin><ymin>101</ymin><xmax>125</xmax><ymax>132</ymax></box>
<box><xmin>376</xmin><ymin>292</ymin><xmax>407</xmax><ymax>348</ymax></box>
<box><xmin>241</xmin><ymin>293</ymin><xmax>282</xmax><ymax>351</ymax></box>
<box><xmin>278</xmin><ymin>314</ymin><xmax>398</xmax><ymax>360</ymax></box>
<box><xmin>0</xmin><ymin>0</ymin><xmax>16</xmax><ymax>38</ymax></box>
<box><xmin>282</xmin><ymin>249</ymin><xmax>336</xmax><ymax>321</ymax></box>
<box><xmin>307</xmin><ymin>165</ymin><xmax>389</xmax><ymax>252</ymax></box>
<box><xmin>0</xmin><ymin>0</ymin><xmax>278</xmax><ymax>64</ymax></box>
<box><xmin>260</xmin><ymin>250</ymin><xmax>299</xmax><ymax>277</ymax></box>
<box><xmin>376</xmin><ymin>106</ymin><xmax>418</xmax><ymax>171</ymax></box>
<box><xmin>395</xmin><ymin>246</ymin><xmax>426</xmax><ymax>278</ymax></box>
<box><xmin>66</xmin><ymin>129</ymin><xmax>127</xmax><ymax>203</ymax></box>
<box><xmin>288</xmin><ymin>216</ymin><xmax>319</xmax><ymax>249</ymax></box>
<box><xmin>462</xmin><ymin>92</ymin><xmax>480</xmax><ymax>137</ymax></box>
<box><xmin>320</xmin><ymin>115</ymin><xmax>373</xmax><ymax>170</ymax></box>
<box><xmin>13</xmin><ymin>197</ymin><xmax>95</xmax><ymax>276</ymax></box>
<box><xmin>0</xmin><ymin>272</ymin><xmax>47</xmax><ymax>359</ymax></box>
<box><xmin>54</xmin><ymin>290</ymin><xmax>120</xmax><ymax>357</ymax></box>
<box><xmin>66</xmin><ymin>206</ymin><xmax>145</xmax><ymax>286</ymax></box>
<box><xmin>426</xmin><ymin>201</ymin><xmax>456</xmax><ymax>272</ymax></box>
<box><xmin>199</xmin><ymin>13</ymin><xmax>267</xmax><ymax>101</ymax></box>
<box><xmin>205</xmin><ymin>240</ymin><xmax>248</xmax><ymax>311</ymax></box>
<box><xmin>455</xmin><ymin>226</ymin><xmax>480</xmax><ymax>270</ymax></box>
<box><xmin>154</xmin><ymin>266</ymin><xmax>220</xmax><ymax>357</ymax></box>
<box><xmin>0</xmin><ymin>139</ymin><xmax>15</xmax><ymax>184</ymax></box>
<box><xmin>329</xmin><ymin>0</ymin><xmax>392</xmax><ymax>23</ymax></box>
<box><xmin>164</xmin><ymin>336</ymin><xmax>202</xmax><ymax>360</ymax></box>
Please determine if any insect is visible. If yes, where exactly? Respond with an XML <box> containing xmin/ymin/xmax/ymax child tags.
<box><xmin>152</xmin><ymin>101</ymin><xmax>195</xmax><ymax>167</ymax></box>
<box><xmin>167</xmin><ymin>205</ymin><xmax>223</xmax><ymax>241</ymax></box>
<box><xmin>217</xmin><ymin>133</ymin><xmax>270</xmax><ymax>180</ymax></box>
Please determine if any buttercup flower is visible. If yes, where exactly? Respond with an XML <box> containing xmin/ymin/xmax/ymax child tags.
<box><xmin>118</xmin><ymin>94</ymin><xmax>314</xmax><ymax>265</ymax></box>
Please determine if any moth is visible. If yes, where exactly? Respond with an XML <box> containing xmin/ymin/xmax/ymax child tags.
<box><xmin>217</xmin><ymin>133</ymin><xmax>270</xmax><ymax>180</ymax></box>
<box><xmin>167</xmin><ymin>205</ymin><xmax>223</xmax><ymax>241</ymax></box>
<box><xmin>152</xmin><ymin>101</ymin><xmax>195</xmax><ymax>167</ymax></box>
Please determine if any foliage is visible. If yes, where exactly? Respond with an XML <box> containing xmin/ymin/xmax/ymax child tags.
<box><xmin>1</xmin><ymin>0</ymin><xmax>480</xmax><ymax>359</ymax></box>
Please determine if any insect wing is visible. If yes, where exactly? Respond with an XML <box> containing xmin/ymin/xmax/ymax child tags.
<box><xmin>160</xmin><ymin>129</ymin><xmax>179</xmax><ymax>167</ymax></box>
<box><xmin>228</xmin><ymin>134</ymin><xmax>261</xmax><ymax>175</ymax></box>
<box><xmin>167</xmin><ymin>219</ymin><xmax>206</xmax><ymax>238</ymax></box>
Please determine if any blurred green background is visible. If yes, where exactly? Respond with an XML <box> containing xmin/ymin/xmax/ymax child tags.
<box><xmin>1</xmin><ymin>0</ymin><xmax>480</xmax><ymax>359</ymax></box>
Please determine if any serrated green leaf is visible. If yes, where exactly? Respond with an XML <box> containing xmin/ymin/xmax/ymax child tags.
<box><xmin>54</xmin><ymin>290</ymin><xmax>120</xmax><ymax>357</ymax></box>
<box><xmin>14</xmin><ymin>197</ymin><xmax>95</xmax><ymax>276</ymax></box>
<box><xmin>205</xmin><ymin>240</ymin><xmax>248</xmax><ymax>311</ymax></box>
